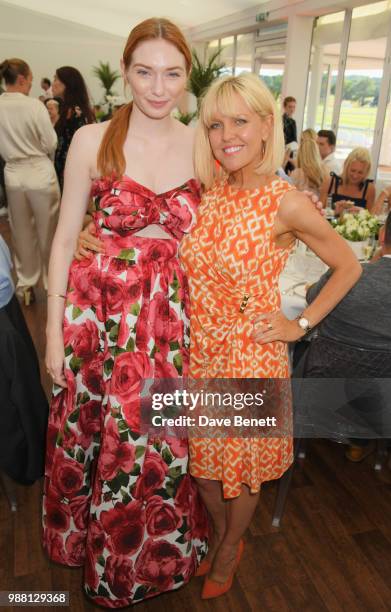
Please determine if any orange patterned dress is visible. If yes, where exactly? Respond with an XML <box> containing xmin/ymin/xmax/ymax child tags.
<box><xmin>180</xmin><ymin>177</ymin><xmax>294</xmax><ymax>499</ymax></box>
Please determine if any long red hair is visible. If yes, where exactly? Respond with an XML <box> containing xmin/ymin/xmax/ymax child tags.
<box><xmin>97</xmin><ymin>18</ymin><xmax>192</xmax><ymax>178</ymax></box>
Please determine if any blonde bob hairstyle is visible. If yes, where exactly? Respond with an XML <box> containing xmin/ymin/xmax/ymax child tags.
<box><xmin>342</xmin><ymin>147</ymin><xmax>371</xmax><ymax>186</ymax></box>
<box><xmin>194</xmin><ymin>73</ymin><xmax>284</xmax><ymax>190</ymax></box>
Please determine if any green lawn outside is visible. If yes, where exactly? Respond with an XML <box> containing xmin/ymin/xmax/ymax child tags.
<box><xmin>315</xmin><ymin>98</ymin><xmax>377</xmax><ymax>131</ymax></box>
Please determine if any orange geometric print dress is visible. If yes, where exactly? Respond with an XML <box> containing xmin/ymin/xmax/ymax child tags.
<box><xmin>180</xmin><ymin>177</ymin><xmax>294</xmax><ymax>498</ymax></box>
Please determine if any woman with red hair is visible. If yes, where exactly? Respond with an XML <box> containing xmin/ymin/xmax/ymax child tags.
<box><xmin>43</xmin><ymin>18</ymin><xmax>208</xmax><ymax>607</ymax></box>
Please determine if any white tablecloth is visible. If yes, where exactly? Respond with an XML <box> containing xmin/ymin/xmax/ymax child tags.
<box><xmin>279</xmin><ymin>246</ymin><xmax>328</xmax><ymax>319</ymax></box>
<box><xmin>280</xmin><ymin>275</ymin><xmax>307</xmax><ymax>319</ymax></box>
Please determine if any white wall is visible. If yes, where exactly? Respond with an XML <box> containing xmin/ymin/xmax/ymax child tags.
<box><xmin>0</xmin><ymin>1</ymin><xmax>126</xmax><ymax>104</ymax></box>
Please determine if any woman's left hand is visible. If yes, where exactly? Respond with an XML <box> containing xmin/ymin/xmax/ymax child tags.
<box><xmin>251</xmin><ymin>311</ymin><xmax>304</xmax><ymax>344</ymax></box>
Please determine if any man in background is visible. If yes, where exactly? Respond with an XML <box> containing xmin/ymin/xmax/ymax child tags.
<box><xmin>317</xmin><ymin>129</ymin><xmax>341</xmax><ymax>176</ymax></box>
<box><xmin>282</xmin><ymin>96</ymin><xmax>297</xmax><ymax>145</ymax></box>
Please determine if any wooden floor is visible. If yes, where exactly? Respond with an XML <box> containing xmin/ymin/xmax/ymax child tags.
<box><xmin>1</xmin><ymin>216</ymin><xmax>391</xmax><ymax>612</ymax></box>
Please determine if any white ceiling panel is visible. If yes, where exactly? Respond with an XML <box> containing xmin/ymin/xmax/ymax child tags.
<box><xmin>1</xmin><ymin>0</ymin><xmax>263</xmax><ymax>37</ymax></box>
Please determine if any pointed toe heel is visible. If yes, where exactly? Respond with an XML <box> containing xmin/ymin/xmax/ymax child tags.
<box><xmin>201</xmin><ymin>539</ymin><xmax>245</xmax><ymax>599</ymax></box>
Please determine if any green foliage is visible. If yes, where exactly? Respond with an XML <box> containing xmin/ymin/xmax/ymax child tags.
<box><xmin>175</xmin><ymin>110</ymin><xmax>197</xmax><ymax>125</ymax></box>
<box><xmin>261</xmin><ymin>75</ymin><xmax>283</xmax><ymax>100</ymax></box>
<box><xmin>329</xmin><ymin>75</ymin><xmax>381</xmax><ymax>107</ymax></box>
<box><xmin>188</xmin><ymin>49</ymin><xmax>225</xmax><ymax>108</ymax></box>
<box><xmin>92</xmin><ymin>61</ymin><xmax>120</xmax><ymax>98</ymax></box>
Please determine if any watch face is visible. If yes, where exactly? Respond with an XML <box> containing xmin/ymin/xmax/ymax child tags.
<box><xmin>299</xmin><ymin>317</ymin><xmax>309</xmax><ymax>330</ymax></box>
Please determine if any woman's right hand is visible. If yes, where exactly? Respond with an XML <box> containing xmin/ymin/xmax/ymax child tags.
<box><xmin>45</xmin><ymin>332</ymin><xmax>68</xmax><ymax>388</ymax></box>
<box><xmin>74</xmin><ymin>222</ymin><xmax>104</xmax><ymax>260</ymax></box>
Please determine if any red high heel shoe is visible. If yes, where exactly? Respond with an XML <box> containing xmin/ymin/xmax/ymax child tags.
<box><xmin>201</xmin><ymin>539</ymin><xmax>244</xmax><ymax>599</ymax></box>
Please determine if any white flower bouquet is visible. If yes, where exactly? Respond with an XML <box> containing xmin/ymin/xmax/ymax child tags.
<box><xmin>333</xmin><ymin>209</ymin><xmax>380</xmax><ymax>242</ymax></box>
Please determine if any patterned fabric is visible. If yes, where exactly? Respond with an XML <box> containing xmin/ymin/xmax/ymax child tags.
<box><xmin>55</xmin><ymin>109</ymin><xmax>91</xmax><ymax>191</ymax></box>
<box><xmin>42</xmin><ymin>176</ymin><xmax>208</xmax><ymax>607</ymax></box>
<box><xmin>180</xmin><ymin>178</ymin><xmax>294</xmax><ymax>499</ymax></box>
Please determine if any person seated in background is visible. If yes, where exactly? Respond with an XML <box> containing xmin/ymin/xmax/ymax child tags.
<box><xmin>290</xmin><ymin>135</ymin><xmax>326</xmax><ymax>196</ymax></box>
<box><xmin>0</xmin><ymin>234</ymin><xmax>13</xmax><ymax>308</ymax></box>
<box><xmin>371</xmin><ymin>183</ymin><xmax>391</xmax><ymax>217</ymax></box>
<box><xmin>317</xmin><ymin>129</ymin><xmax>341</xmax><ymax>176</ymax></box>
<box><xmin>320</xmin><ymin>147</ymin><xmax>375</xmax><ymax>213</ymax></box>
<box><xmin>0</xmin><ymin>233</ymin><xmax>48</xmax><ymax>484</ymax></box>
<box><xmin>283</xmin><ymin>128</ymin><xmax>317</xmax><ymax>172</ymax></box>
<box><xmin>302</xmin><ymin>212</ymin><xmax>391</xmax><ymax>462</ymax></box>
<box><xmin>301</xmin><ymin>128</ymin><xmax>317</xmax><ymax>143</ymax></box>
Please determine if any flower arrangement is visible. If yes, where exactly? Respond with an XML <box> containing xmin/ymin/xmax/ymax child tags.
<box><xmin>333</xmin><ymin>209</ymin><xmax>380</xmax><ymax>242</ymax></box>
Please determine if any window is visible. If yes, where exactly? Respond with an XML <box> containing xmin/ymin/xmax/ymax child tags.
<box><xmin>234</xmin><ymin>33</ymin><xmax>254</xmax><ymax>75</ymax></box>
<box><xmin>220</xmin><ymin>36</ymin><xmax>235</xmax><ymax>75</ymax></box>
<box><xmin>339</xmin><ymin>2</ymin><xmax>389</xmax><ymax>156</ymax></box>
<box><xmin>304</xmin><ymin>12</ymin><xmax>345</xmax><ymax>132</ymax></box>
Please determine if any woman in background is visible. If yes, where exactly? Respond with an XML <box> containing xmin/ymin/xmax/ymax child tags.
<box><xmin>370</xmin><ymin>183</ymin><xmax>391</xmax><ymax>216</ymax></box>
<box><xmin>320</xmin><ymin>147</ymin><xmax>375</xmax><ymax>213</ymax></box>
<box><xmin>44</xmin><ymin>97</ymin><xmax>61</xmax><ymax>127</ymax></box>
<box><xmin>52</xmin><ymin>66</ymin><xmax>95</xmax><ymax>191</ymax></box>
<box><xmin>300</xmin><ymin>127</ymin><xmax>317</xmax><ymax>143</ymax></box>
<box><xmin>290</xmin><ymin>135</ymin><xmax>326</xmax><ymax>196</ymax></box>
<box><xmin>0</xmin><ymin>58</ymin><xmax>59</xmax><ymax>305</ymax></box>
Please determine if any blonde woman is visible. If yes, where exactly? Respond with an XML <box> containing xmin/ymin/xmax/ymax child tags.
<box><xmin>320</xmin><ymin>147</ymin><xmax>375</xmax><ymax>213</ymax></box>
<box><xmin>180</xmin><ymin>73</ymin><xmax>361</xmax><ymax>599</ymax></box>
<box><xmin>300</xmin><ymin>127</ymin><xmax>317</xmax><ymax>143</ymax></box>
<box><xmin>290</xmin><ymin>136</ymin><xmax>326</xmax><ymax>195</ymax></box>
<box><xmin>283</xmin><ymin>128</ymin><xmax>316</xmax><ymax>172</ymax></box>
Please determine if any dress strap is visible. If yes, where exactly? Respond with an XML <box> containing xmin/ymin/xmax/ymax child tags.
<box><xmin>362</xmin><ymin>178</ymin><xmax>373</xmax><ymax>199</ymax></box>
<box><xmin>328</xmin><ymin>172</ymin><xmax>341</xmax><ymax>195</ymax></box>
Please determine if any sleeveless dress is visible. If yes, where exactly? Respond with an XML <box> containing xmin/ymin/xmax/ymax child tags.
<box><xmin>328</xmin><ymin>172</ymin><xmax>373</xmax><ymax>209</ymax></box>
<box><xmin>42</xmin><ymin>176</ymin><xmax>208</xmax><ymax>607</ymax></box>
<box><xmin>180</xmin><ymin>178</ymin><xmax>294</xmax><ymax>499</ymax></box>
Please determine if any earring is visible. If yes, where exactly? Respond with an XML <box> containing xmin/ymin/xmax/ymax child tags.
<box><xmin>261</xmin><ymin>140</ymin><xmax>266</xmax><ymax>158</ymax></box>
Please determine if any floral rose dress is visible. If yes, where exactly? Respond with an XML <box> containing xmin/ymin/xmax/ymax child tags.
<box><xmin>42</xmin><ymin>176</ymin><xmax>208</xmax><ymax>607</ymax></box>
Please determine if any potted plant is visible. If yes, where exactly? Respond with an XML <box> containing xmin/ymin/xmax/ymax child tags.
<box><xmin>188</xmin><ymin>49</ymin><xmax>225</xmax><ymax>110</ymax></box>
<box><xmin>332</xmin><ymin>209</ymin><xmax>381</xmax><ymax>259</ymax></box>
<box><xmin>92</xmin><ymin>61</ymin><xmax>120</xmax><ymax>110</ymax></box>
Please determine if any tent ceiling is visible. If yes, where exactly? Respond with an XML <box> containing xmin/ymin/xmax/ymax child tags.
<box><xmin>2</xmin><ymin>0</ymin><xmax>264</xmax><ymax>37</ymax></box>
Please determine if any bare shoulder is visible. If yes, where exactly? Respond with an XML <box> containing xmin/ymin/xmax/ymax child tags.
<box><xmin>74</xmin><ymin>120</ymin><xmax>110</xmax><ymax>144</ymax></box>
<box><xmin>279</xmin><ymin>188</ymin><xmax>314</xmax><ymax>222</ymax></box>
<box><xmin>67</xmin><ymin>121</ymin><xmax>111</xmax><ymax>178</ymax></box>
<box><xmin>70</xmin><ymin>121</ymin><xmax>110</xmax><ymax>161</ymax></box>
